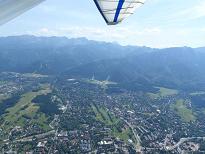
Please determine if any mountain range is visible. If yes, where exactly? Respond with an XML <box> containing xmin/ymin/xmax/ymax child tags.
<box><xmin>0</xmin><ymin>35</ymin><xmax>205</xmax><ymax>91</ymax></box>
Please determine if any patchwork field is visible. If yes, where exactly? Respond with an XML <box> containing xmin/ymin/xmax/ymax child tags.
<box><xmin>148</xmin><ymin>87</ymin><xmax>178</xmax><ymax>99</ymax></box>
<box><xmin>0</xmin><ymin>84</ymin><xmax>52</xmax><ymax>132</ymax></box>
<box><xmin>171</xmin><ymin>99</ymin><xmax>196</xmax><ymax>122</ymax></box>
<box><xmin>92</xmin><ymin>104</ymin><xmax>136</xmax><ymax>143</ymax></box>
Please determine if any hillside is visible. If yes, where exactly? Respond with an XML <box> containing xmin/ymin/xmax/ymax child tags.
<box><xmin>0</xmin><ymin>35</ymin><xmax>205</xmax><ymax>91</ymax></box>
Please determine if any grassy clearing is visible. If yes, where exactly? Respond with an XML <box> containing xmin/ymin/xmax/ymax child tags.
<box><xmin>158</xmin><ymin>87</ymin><xmax>178</xmax><ymax>97</ymax></box>
<box><xmin>92</xmin><ymin>104</ymin><xmax>136</xmax><ymax>143</ymax></box>
<box><xmin>111</xmin><ymin>126</ymin><xmax>136</xmax><ymax>143</ymax></box>
<box><xmin>1</xmin><ymin>84</ymin><xmax>51</xmax><ymax>131</ymax></box>
<box><xmin>86</xmin><ymin>79</ymin><xmax>117</xmax><ymax>89</ymax></box>
<box><xmin>148</xmin><ymin>87</ymin><xmax>178</xmax><ymax>99</ymax></box>
<box><xmin>92</xmin><ymin>104</ymin><xmax>119</xmax><ymax>125</ymax></box>
<box><xmin>86</xmin><ymin>79</ymin><xmax>116</xmax><ymax>85</ymax></box>
<box><xmin>171</xmin><ymin>99</ymin><xmax>196</xmax><ymax>122</ymax></box>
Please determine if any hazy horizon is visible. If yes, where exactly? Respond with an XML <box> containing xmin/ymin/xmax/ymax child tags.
<box><xmin>1</xmin><ymin>34</ymin><xmax>205</xmax><ymax>49</ymax></box>
<box><xmin>0</xmin><ymin>0</ymin><xmax>205</xmax><ymax>48</ymax></box>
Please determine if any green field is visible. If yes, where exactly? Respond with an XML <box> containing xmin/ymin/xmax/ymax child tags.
<box><xmin>92</xmin><ymin>104</ymin><xmax>119</xmax><ymax>125</ymax></box>
<box><xmin>111</xmin><ymin>126</ymin><xmax>136</xmax><ymax>143</ymax></box>
<box><xmin>148</xmin><ymin>87</ymin><xmax>178</xmax><ymax>99</ymax></box>
<box><xmin>92</xmin><ymin>104</ymin><xmax>136</xmax><ymax>143</ymax></box>
<box><xmin>0</xmin><ymin>84</ymin><xmax>51</xmax><ymax>132</ymax></box>
<box><xmin>171</xmin><ymin>99</ymin><xmax>196</xmax><ymax>122</ymax></box>
<box><xmin>86</xmin><ymin>79</ymin><xmax>117</xmax><ymax>89</ymax></box>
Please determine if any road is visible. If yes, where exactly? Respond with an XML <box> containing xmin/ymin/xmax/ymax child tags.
<box><xmin>122</xmin><ymin>118</ymin><xmax>142</xmax><ymax>153</ymax></box>
<box><xmin>167</xmin><ymin>137</ymin><xmax>205</xmax><ymax>151</ymax></box>
<box><xmin>17</xmin><ymin>130</ymin><xmax>55</xmax><ymax>142</ymax></box>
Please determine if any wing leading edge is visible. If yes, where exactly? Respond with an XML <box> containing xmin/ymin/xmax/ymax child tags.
<box><xmin>93</xmin><ymin>0</ymin><xmax>146</xmax><ymax>25</ymax></box>
<box><xmin>0</xmin><ymin>0</ymin><xmax>145</xmax><ymax>26</ymax></box>
<box><xmin>0</xmin><ymin>0</ymin><xmax>45</xmax><ymax>25</ymax></box>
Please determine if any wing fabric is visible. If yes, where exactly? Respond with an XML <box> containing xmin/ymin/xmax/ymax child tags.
<box><xmin>0</xmin><ymin>0</ymin><xmax>45</xmax><ymax>25</ymax></box>
<box><xmin>94</xmin><ymin>0</ymin><xmax>146</xmax><ymax>25</ymax></box>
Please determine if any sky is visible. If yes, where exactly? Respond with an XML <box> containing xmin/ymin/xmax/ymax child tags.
<box><xmin>0</xmin><ymin>0</ymin><xmax>205</xmax><ymax>48</ymax></box>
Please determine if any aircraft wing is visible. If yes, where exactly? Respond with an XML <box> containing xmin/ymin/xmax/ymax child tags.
<box><xmin>0</xmin><ymin>0</ymin><xmax>45</xmax><ymax>25</ymax></box>
<box><xmin>0</xmin><ymin>0</ymin><xmax>146</xmax><ymax>26</ymax></box>
<box><xmin>93</xmin><ymin>0</ymin><xmax>146</xmax><ymax>25</ymax></box>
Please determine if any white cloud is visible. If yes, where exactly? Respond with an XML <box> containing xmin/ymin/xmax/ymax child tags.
<box><xmin>40</xmin><ymin>28</ymin><xmax>49</xmax><ymax>33</ymax></box>
<box><xmin>37</xmin><ymin>25</ymin><xmax>205</xmax><ymax>48</ymax></box>
<box><xmin>144</xmin><ymin>28</ymin><xmax>161</xmax><ymax>33</ymax></box>
<box><xmin>0</xmin><ymin>0</ymin><xmax>204</xmax><ymax>49</ymax></box>
<box><xmin>32</xmin><ymin>26</ymin><xmax>162</xmax><ymax>46</ymax></box>
<box><xmin>176</xmin><ymin>1</ymin><xmax>205</xmax><ymax>20</ymax></box>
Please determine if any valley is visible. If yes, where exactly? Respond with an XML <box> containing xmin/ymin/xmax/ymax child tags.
<box><xmin>0</xmin><ymin>72</ymin><xmax>205</xmax><ymax>153</ymax></box>
<box><xmin>0</xmin><ymin>36</ymin><xmax>205</xmax><ymax>153</ymax></box>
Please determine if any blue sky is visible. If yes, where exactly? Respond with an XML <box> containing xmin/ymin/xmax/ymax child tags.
<box><xmin>0</xmin><ymin>0</ymin><xmax>205</xmax><ymax>48</ymax></box>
